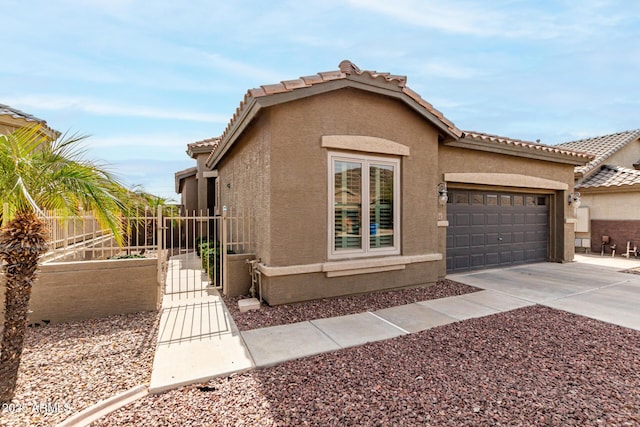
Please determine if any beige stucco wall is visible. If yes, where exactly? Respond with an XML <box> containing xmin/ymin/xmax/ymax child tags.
<box><xmin>578</xmin><ymin>191</ymin><xmax>640</xmax><ymax>221</ymax></box>
<box><xmin>0</xmin><ymin>258</ymin><xmax>159</xmax><ymax>325</ymax></box>
<box><xmin>217</xmin><ymin>113</ymin><xmax>271</xmax><ymax>261</ymax></box>
<box><xmin>180</xmin><ymin>175</ymin><xmax>198</xmax><ymax>214</ymax></box>
<box><xmin>195</xmin><ymin>153</ymin><xmax>211</xmax><ymax>213</ymax></box>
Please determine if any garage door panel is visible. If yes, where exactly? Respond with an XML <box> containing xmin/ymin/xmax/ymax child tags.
<box><xmin>454</xmin><ymin>256</ymin><xmax>470</xmax><ymax>269</ymax></box>
<box><xmin>447</xmin><ymin>190</ymin><xmax>548</xmax><ymax>273</ymax></box>
<box><xmin>470</xmin><ymin>254</ymin><xmax>485</xmax><ymax>267</ymax></box>
<box><xmin>472</xmin><ymin>214</ymin><xmax>485</xmax><ymax>225</ymax></box>
<box><xmin>471</xmin><ymin>234</ymin><xmax>484</xmax><ymax>246</ymax></box>
<box><xmin>485</xmin><ymin>252</ymin><xmax>499</xmax><ymax>265</ymax></box>
<box><xmin>500</xmin><ymin>213</ymin><xmax>513</xmax><ymax>225</ymax></box>
<box><xmin>455</xmin><ymin>213</ymin><xmax>470</xmax><ymax>226</ymax></box>
<box><xmin>455</xmin><ymin>234</ymin><xmax>470</xmax><ymax>248</ymax></box>
<box><xmin>500</xmin><ymin>251</ymin><xmax>512</xmax><ymax>263</ymax></box>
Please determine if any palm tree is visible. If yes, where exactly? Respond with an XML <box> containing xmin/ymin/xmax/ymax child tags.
<box><xmin>0</xmin><ymin>125</ymin><xmax>127</xmax><ymax>403</ymax></box>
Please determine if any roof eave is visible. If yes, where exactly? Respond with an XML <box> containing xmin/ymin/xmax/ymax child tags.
<box><xmin>577</xmin><ymin>182</ymin><xmax>640</xmax><ymax>194</ymax></box>
<box><xmin>174</xmin><ymin>167</ymin><xmax>197</xmax><ymax>193</ymax></box>
<box><xmin>450</xmin><ymin>137</ymin><xmax>592</xmax><ymax>166</ymax></box>
<box><xmin>187</xmin><ymin>144</ymin><xmax>216</xmax><ymax>159</ymax></box>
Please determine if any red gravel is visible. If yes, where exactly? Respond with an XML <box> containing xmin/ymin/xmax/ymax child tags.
<box><xmin>97</xmin><ymin>306</ymin><xmax>640</xmax><ymax>426</ymax></box>
<box><xmin>224</xmin><ymin>279</ymin><xmax>479</xmax><ymax>331</ymax></box>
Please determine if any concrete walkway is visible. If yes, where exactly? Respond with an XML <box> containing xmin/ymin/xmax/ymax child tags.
<box><xmin>149</xmin><ymin>253</ymin><xmax>640</xmax><ymax>393</ymax></box>
<box><xmin>149</xmin><ymin>253</ymin><xmax>253</xmax><ymax>393</ymax></box>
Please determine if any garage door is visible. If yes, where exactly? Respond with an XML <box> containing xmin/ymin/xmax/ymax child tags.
<box><xmin>446</xmin><ymin>190</ymin><xmax>549</xmax><ymax>273</ymax></box>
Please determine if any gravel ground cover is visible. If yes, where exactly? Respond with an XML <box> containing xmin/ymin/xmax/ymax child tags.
<box><xmin>1</xmin><ymin>311</ymin><xmax>159</xmax><ymax>427</ymax></box>
<box><xmin>97</xmin><ymin>305</ymin><xmax>640</xmax><ymax>426</ymax></box>
<box><xmin>224</xmin><ymin>279</ymin><xmax>479</xmax><ymax>331</ymax></box>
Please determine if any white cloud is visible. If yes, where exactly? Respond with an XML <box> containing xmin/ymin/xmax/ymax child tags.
<box><xmin>4</xmin><ymin>95</ymin><xmax>228</xmax><ymax>123</ymax></box>
<box><xmin>344</xmin><ymin>0</ymin><xmax>630</xmax><ymax>40</ymax></box>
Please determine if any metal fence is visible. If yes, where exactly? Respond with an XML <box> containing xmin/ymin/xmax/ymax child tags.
<box><xmin>14</xmin><ymin>205</ymin><xmax>254</xmax><ymax>295</ymax></box>
<box><xmin>159</xmin><ymin>206</ymin><xmax>253</xmax><ymax>296</ymax></box>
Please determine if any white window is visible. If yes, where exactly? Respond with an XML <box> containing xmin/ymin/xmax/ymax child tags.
<box><xmin>329</xmin><ymin>152</ymin><xmax>400</xmax><ymax>258</ymax></box>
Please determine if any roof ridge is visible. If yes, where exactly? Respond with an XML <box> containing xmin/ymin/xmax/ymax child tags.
<box><xmin>207</xmin><ymin>61</ymin><xmax>462</xmax><ymax>166</ymax></box>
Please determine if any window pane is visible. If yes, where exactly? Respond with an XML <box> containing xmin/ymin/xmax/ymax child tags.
<box><xmin>455</xmin><ymin>192</ymin><xmax>469</xmax><ymax>204</ymax></box>
<box><xmin>369</xmin><ymin>164</ymin><xmax>394</xmax><ymax>248</ymax></box>
<box><xmin>334</xmin><ymin>161</ymin><xmax>362</xmax><ymax>250</ymax></box>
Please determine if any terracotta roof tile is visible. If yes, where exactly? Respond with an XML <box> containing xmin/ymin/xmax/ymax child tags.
<box><xmin>301</xmin><ymin>75</ymin><xmax>324</xmax><ymax>85</ymax></box>
<box><xmin>462</xmin><ymin>130</ymin><xmax>594</xmax><ymax>161</ymax></box>
<box><xmin>207</xmin><ymin>60</ymin><xmax>465</xmax><ymax>165</ymax></box>
<box><xmin>187</xmin><ymin>136</ymin><xmax>220</xmax><ymax>158</ymax></box>
<box><xmin>260</xmin><ymin>83</ymin><xmax>289</xmax><ymax>95</ymax></box>
<box><xmin>282</xmin><ymin>79</ymin><xmax>309</xmax><ymax>90</ymax></box>
<box><xmin>317</xmin><ymin>70</ymin><xmax>346</xmax><ymax>81</ymax></box>
<box><xmin>577</xmin><ymin>165</ymin><xmax>640</xmax><ymax>189</ymax></box>
<box><xmin>556</xmin><ymin>129</ymin><xmax>640</xmax><ymax>176</ymax></box>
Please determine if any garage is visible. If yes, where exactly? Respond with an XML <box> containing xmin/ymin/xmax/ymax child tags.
<box><xmin>446</xmin><ymin>190</ymin><xmax>549</xmax><ymax>273</ymax></box>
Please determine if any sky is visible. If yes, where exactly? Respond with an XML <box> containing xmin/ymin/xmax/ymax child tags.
<box><xmin>2</xmin><ymin>0</ymin><xmax>639</xmax><ymax>201</ymax></box>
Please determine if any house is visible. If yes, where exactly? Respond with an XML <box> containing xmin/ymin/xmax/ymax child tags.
<box><xmin>174</xmin><ymin>137</ymin><xmax>219</xmax><ymax>215</ymax></box>
<box><xmin>556</xmin><ymin>130</ymin><xmax>640</xmax><ymax>254</ymax></box>
<box><xmin>180</xmin><ymin>60</ymin><xmax>591</xmax><ymax>305</ymax></box>
<box><xmin>0</xmin><ymin>103</ymin><xmax>59</xmax><ymax>139</ymax></box>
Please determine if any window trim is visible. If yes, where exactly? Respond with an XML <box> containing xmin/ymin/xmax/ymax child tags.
<box><xmin>328</xmin><ymin>151</ymin><xmax>401</xmax><ymax>259</ymax></box>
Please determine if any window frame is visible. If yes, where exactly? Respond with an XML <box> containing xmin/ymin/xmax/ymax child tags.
<box><xmin>328</xmin><ymin>152</ymin><xmax>401</xmax><ymax>259</ymax></box>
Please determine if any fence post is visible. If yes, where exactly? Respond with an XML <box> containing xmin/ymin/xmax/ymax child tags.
<box><xmin>156</xmin><ymin>204</ymin><xmax>163</xmax><ymax>289</ymax></box>
<box><xmin>222</xmin><ymin>205</ymin><xmax>228</xmax><ymax>295</ymax></box>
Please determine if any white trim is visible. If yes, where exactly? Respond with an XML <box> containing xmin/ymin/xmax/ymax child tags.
<box><xmin>257</xmin><ymin>254</ymin><xmax>442</xmax><ymax>277</ymax></box>
<box><xmin>565</xmin><ymin>218</ymin><xmax>577</xmax><ymax>224</ymax></box>
<box><xmin>326</xmin><ymin>264</ymin><xmax>405</xmax><ymax>277</ymax></box>
<box><xmin>328</xmin><ymin>152</ymin><xmax>401</xmax><ymax>260</ymax></box>
<box><xmin>321</xmin><ymin>135</ymin><xmax>410</xmax><ymax>156</ymax></box>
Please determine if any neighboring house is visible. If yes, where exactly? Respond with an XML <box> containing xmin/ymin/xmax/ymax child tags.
<box><xmin>0</xmin><ymin>103</ymin><xmax>58</xmax><ymax>139</ymax></box>
<box><xmin>557</xmin><ymin>130</ymin><xmax>640</xmax><ymax>254</ymax></box>
<box><xmin>179</xmin><ymin>60</ymin><xmax>591</xmax><ymax>305</ymax></box>
<box><xmin>175</xmin><ymin>137</ymin><xmax>219</xmax><ymax>215</ymax></box>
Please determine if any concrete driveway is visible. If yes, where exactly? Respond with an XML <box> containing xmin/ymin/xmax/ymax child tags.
<box><xmin>449</xmin><ymin>255</ymin><xmax>640</xmax><ymax>331</ymax></box>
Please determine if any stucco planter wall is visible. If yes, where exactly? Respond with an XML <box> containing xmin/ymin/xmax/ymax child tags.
<box><xmin>0</xmin><ymin>258</ymin><xmax>159</xmax><ymax>325</ymax></box>
<box><xmin>224</xmin><ymin>253</ymin><xmax>255</xmax><ymax>297</ymax></box>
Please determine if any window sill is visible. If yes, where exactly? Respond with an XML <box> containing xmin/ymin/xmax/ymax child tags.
<box><xmin>258</xmin><ymin>254</ymin><xmax>442</xmax><ymax>278</ymax></box>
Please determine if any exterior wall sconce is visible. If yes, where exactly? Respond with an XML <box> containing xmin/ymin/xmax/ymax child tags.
<box><xmin>438</xmin><ymin>183</ymin><xmax>448</xmax><ymax>206</ymax></box>
<box><xmin>568</xmin><ymin>192</ymin><xmax>581</xmax><ymax>208</ymax></box>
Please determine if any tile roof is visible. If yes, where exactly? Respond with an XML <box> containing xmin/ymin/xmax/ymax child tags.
<box><xmin>577</xmin><ymin>165</ymin><xmax>640</xmax><ymax>189</ymax></box>
<box><xmin>0</xmin><ymin>103</ymin><xmax>59</xmax><ymax>137</ymax></box>
<box><xmin>187</xmin><ymin>136</ymin><xmax>220</xmax><ymax>158</ymax></box>
<box><xmin>0</xmin><ymin>103</ymin><xmax>45</xmax><ymax>123</ymax></box>
<box><xmin>462</xmin><ymin>130</ymin><xmax>594</xmax><ymax>162</ymax></box>
<box><xmin>207</xmin><ymin>60</ymin><xmax>463</xmax><ymax>166</ymax></box>
<box><xmin>556</xmin><ymin>129</ymin><xmax>640</xmax><ymax>176</ymax></box>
